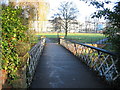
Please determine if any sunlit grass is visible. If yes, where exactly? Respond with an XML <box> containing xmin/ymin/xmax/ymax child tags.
<box><xmin>36</xmin><ymin>33</ymin><xmax>105</xmax><ymax>43</ymax></box>
<box><xmin>66</xmin><ymin>33</ymin><xmax>105</xmax><ymax>43</ymax></box>
<box><xmin>36</xmin><ymin>32</ymin><xmax>104</xmax><ymax>36</ymax></box>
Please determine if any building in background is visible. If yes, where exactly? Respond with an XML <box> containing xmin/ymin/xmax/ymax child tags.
<box><xmin>46</xmin><ymin>18</ymin><xmax>106</xmax><ymax>33</ymax></box>
<box><xmin>96</xmin><ymin>22</ymin><xmax>106</xmax><ymax>33</ymax></box>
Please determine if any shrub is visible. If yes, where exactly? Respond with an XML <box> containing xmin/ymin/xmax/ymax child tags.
<box><xmin>1</xmin><ymin>4</ymin><xmax>29</xmax><ymax>87</ymax></box>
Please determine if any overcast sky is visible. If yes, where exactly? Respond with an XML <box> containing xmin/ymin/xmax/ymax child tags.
<box><xmin>47</xmin><ymin>0</ymin><xmax>119</xmax><ymax>22</ymax></box>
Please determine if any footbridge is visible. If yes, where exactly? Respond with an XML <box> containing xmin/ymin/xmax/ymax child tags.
<box><xmin>26</xmin><ymin>38</ymin><xmax>120</xmax><ymax>88</ymax></box>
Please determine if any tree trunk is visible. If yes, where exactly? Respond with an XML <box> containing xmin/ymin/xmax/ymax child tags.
<box><xmin>57</xmin><ymin>32</ymin><xmax>60</xmax><ymax>44</ymax></box>
<box><xmin>65</xmin><ymin>30</ymin><xmax>67</xmax><ymax>38</ymax></box>
<box><xmin>65</xmin><ymin>21</ymin><xmax>68</xmax><ymax>38</ymax></box>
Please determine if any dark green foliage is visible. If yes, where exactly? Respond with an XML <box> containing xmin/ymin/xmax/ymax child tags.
<box><xmin>103</xmin><ymin>2</ymin><xmax>120</xmax><ymax>54</ymax></box>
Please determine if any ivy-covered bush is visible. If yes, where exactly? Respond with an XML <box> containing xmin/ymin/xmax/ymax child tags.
<box><xmin>1</xmin><ymin>4</ymin><xmax>30</xmax><ymax>87</ymax></box>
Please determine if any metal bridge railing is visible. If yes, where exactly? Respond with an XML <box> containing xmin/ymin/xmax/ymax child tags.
<box><xmin>26</xmin><ymin>38</ymin><xmax>46</xmax><ymax>87</ymax></box>
<box><xmin>60</xmin><ymin>38</ymin><xmax>120</xmax><ymax>82</ymax></box>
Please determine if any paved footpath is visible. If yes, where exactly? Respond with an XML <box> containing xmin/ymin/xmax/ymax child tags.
<box><xmin>30</xmin><ymin>40</ymin><xmax>109</xmax><ymax>88</ymax></box>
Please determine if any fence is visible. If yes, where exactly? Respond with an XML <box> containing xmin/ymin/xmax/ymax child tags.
<box><xmin>60</xmin><ymin>39</ymin><xmax>120</xmax><ymax>82</ymax></box>
<box><xmin>26</xmin><ymin>38</ymin><xmax>46</xmax><ymax>87</ymax></box>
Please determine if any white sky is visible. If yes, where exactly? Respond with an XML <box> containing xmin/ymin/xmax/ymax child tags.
<box><xmin>3</xmin><ymin>0</ymin><xmax>119</xmax><ymax>22</ymax></box>
<box><xmin>47</xmin><ymin>0</ymin><xmax>119</xmax><ymax>22</ymax></box>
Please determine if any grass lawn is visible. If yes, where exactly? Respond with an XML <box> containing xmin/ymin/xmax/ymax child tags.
<box><xmin>36</xmin><ymin>33</ymin><xmax>105</xmax><ymax>43</ymax></box>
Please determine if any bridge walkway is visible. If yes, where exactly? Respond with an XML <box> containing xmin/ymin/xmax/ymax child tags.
<box><xmin>30</xmin><ymin>39</ymin><xmax>109</xmax><ymax>88</ymax></box>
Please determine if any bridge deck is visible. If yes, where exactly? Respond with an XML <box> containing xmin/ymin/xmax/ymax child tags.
<box><xmin>30</xmin><ymin>40</ymin><xmax>109</xmax><ymax>88</ymax></box>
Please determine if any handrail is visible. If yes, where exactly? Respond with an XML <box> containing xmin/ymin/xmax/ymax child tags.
<box><xmin>60</xmin><ymin>38</ymin><xmax>120</xmax><ymax>82</ymax></box>
<box><xmin>64</xmin><ymin>38</ymin><xmax>116</xmax><ymax>56</ymax></box>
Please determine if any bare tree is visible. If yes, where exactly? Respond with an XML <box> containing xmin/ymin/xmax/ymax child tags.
<box><xmin>52</xmin><ymin>1</ymin><xmax>79</xmax><ymax>38</ymax></box>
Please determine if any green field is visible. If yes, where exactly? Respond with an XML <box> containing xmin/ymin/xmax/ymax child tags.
<box><xmin>36</xmin><ymin>33</ymin><xmax>105</xmax><ymax>43</ymax></box>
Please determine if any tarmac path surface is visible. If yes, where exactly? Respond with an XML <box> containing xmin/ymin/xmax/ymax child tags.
<box><xmin>30</xmin><ymin>39</ymin><xmax>109</xmax><ymax>88</ymax></box>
